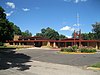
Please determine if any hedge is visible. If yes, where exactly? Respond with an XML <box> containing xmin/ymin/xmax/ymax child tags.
<box><xmin>79</xmin><ymin>47</ymin><xmax>96</xmax><ymax>53</ymax></box>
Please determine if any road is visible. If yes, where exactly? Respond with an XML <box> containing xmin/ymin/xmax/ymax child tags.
<box><xmin>17</xmin><ymin>48</ymin><xmax>100</xmax><ymax>67</ymax></box>
<box><xmin>0</xmin><ymin>48</ymin><xmax>100</xmax><ymax>75</ymax></box>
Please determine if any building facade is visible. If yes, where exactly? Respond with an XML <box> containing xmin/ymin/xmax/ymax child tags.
<box><xmin>8</xmin><ymin>35</ymin><xmax>100</xmax><ymax>49</ymax></box>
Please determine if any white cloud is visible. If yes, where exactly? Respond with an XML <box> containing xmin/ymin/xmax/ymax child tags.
<box><xmin>64</xmin><ymin>0</ymin><xmax>71</xmax><ymax>2</ymax></box>
<box><xmin>6</xmin><ymin>11</ymin><xmax>14</xmax><ymax>16</ymax></box>
<box><xmin>74</xmin><ymin>0</ymin><xmax>79</xmax><ymax>3</ymax></box>
<box><xmin>6</xmin><ymin>2</ymin><xmax>15</xmax><ymax>9</ymax></box>
<box><xmin>73</xmin><ymin>23</ymin><xmax>80</xmax><ymax>26</ymax></box>
<box><xmin>74</xmin><ymin>0</ymin><xmax>87</xmax><ymax>3</ymax></box>
<box><xmin>22</xmin><ymin>8</ymin><xmax>30</xmax><ymax>11</ymax></box>
<box><xmin>66</xmin><ymin>35</ymin><xmax>72</xmax><ymax>38</ymax></box>
<box><xmin>60</xmin><ymin>26</ymin><xmax>75</xmax><ymax>31</ymax></box>
<box><xmin>64</xmin><ymin>0</ymin><xmax>87</xmax><ymax>3</ymax></box>
<box><xmin>81</xmin><ymin>0</ymin><xmax>87</xmax><ymax>2</ymax></box>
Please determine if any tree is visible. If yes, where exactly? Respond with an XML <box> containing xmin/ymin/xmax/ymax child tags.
<box><xmin>59</xmin><ymin>34</ymin><xmax>66</xmax><ymax>40</ymax></box>
<box><xmin>44</xmin><ymin>27</ymin><xmax>59</xmax><ymax>40</ymax></box>
<box><xmin>0</xmin><ymin>6</ymin><xmax>6</xmax><ymax>19</ymax></box>
<box><xmin>92</xmin><ymin>22</ymin><xmax>100</xmax><ymax>40</ymax></box>
<box><xmin>80</xmin><ymin>32</ymin><xmax>95</xmax><ymax>40</ymax></box>
<box><xmin>0</xmin><ymin>6</ymin><xmax>14</xmax><ymax>44</ymax></box>
<box><xmin>88</xmin><ymin>32</ymin><xmax>95</xmax><ymax>40</ymax></box>
<box><xmin>21</xmin><ymin>30</ymin><xmax>32</xmax><ymax>37</ymax></box>
<box><xmin>13</xmin><ymin>24</ymin><xmax>22</xmax><ymax>35</ymax></box>
<box><xmin>81</xmin><ymin>33</ymin><xmax>89</xmax><ymax>40</ymax></box>
<box><xmin>0</xmin><ymin>6</ymin><xmax>33</xmax><ymax>45</ymax></box>
<box><xmin>36</xmin><ymin>27</ymin><xmax>66</xmax><ymax>40</ymax></box>
<box><xmin>36</xmin><ymin>33</ymin><xmax>43</xmax><ymax>37</ymax></box>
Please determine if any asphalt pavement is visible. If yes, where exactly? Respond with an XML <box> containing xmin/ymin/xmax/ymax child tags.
<box><xmin>16</xmin><ymin>48</ymin><xmax>100</xmax><ymax>67</ymax></box>
<box><xmin>0</xmin><ymin>48</ymin><xmax>100</xmax><ymax>75</ymax></box>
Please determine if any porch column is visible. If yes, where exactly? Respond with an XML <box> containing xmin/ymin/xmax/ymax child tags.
<box><xmin>47</xmin><ymin>41</ymin><xmax>51</xmax><ymax>47</ymax></box>
<box><xmin>53</xmin><ymin>42</ymin><xmax>58</xmax><ymax>48</ymax></box>
<box><xmin>13</xmin><ymin>42</ymin><xmax>15</xmax><ymax>45</ymax></box>
<box><xmin>33</xmin><ymin>42</ymin><xmax>35</xmax><ymax>47</ymax></box>
<box><xmin>79</xmin><ymin>40</ymin><xmax>81</xmax><ymax>47</ymax></box>
<box><xmin>22</xmin><ymin>43</ymin><xmax>24</xmax><ymax>45</ymax></box>
<box><xmin>19</xmin><ymin>42</ymin><xmax>21</xmax><ymax>45</ymax></box>
<box><xmin>87</xmin><ymin>42</ymin><xmax>89</xmax><ymax>47</ymax></box>
<box><xmin>65</xmin><ymin>42</ymin><xmax>66</xmax><ymax>47</ymax></box>
<box><xmin>96</xmin><ymin>42</ymin><xmax>98</xmax><ymax>50</ymax></box>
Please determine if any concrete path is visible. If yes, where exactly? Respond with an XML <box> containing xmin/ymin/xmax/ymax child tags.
<box><xmin>0</xmin><ymin>48</ymin><xmax>100</xmax><ymax>75</ymax></box>
<box><xmin>25</xmin><ymin>60</ymin><xmax>100</xmax><ymax>75</ymax></box>
<box><xmin>0</xmin><ymin>60</ymin><xmax>99</xmax><ymax>75</ymax></box>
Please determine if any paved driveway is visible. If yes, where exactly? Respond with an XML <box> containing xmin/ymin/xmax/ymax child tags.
<box><xmin>17</xmin><ymin>48</ymin><xmax>100</xmax><ymax>67</ymax></box>
<box><xmin>0</xmin><ymin>48</ymin><xmax>100</xmax><ymax>75</ymax></box>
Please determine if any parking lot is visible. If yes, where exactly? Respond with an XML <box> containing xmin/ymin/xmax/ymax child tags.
<box><xmin>0</xmin><ymin>48</ymin><xmax>100</xmax><ymax>75</ymax></box>
<box><xmin>16</xmin><ymin>48</ymin><xmax>100</xmax><ymax>67</ymax></box>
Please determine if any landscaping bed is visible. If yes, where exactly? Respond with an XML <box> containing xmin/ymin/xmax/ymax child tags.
<box><xmin>60</xmin><ymin>46</ymin><xmax>96</xmax><ymax>54</ymax></box>
<box><xmin>90</xmin><ymin>62</ymin><xmax>100</xmax><ymax>68</ymax></box>
<box><xmin>86</xmin><ymin>62</ymin><xmax>100</xmax><ymax>70</ymax></box>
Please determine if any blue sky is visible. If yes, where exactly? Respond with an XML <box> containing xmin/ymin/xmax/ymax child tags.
<box><xmin>0</xmin><ymin>0</ymin><xmax>100</xmax><ymax>37</ymax></box>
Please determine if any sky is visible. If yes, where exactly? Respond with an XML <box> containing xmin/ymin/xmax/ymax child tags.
<box><xmin>0</xmin><ymin>0</ymin><xmax>100</xmax><ymax>38</ymax></box>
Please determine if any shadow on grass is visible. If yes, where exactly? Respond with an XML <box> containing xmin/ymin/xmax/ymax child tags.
<box><xmin>0</xmin><ymin>50</ymin><xmax>31</xmax><ymax>71</ymax></box>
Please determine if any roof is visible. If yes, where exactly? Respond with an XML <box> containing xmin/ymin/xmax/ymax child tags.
<box><xmin>8</xmin><ymin>36</ymin><xmax>100</xmax><ymax>43</ymax></box>
<box><xmin>9</xmin><ymin>39</ymin><xmax>100</xmax><ymax>43</ymax></box>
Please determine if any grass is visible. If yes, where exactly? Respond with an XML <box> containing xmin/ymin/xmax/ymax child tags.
<box><xmin>90</xmin><ymin>62</ymin><xmax>100</xmax><ymax>68</ymax></box>
<box><xmin>0</xmin><ymin>46</ymin><xmax>16</xmax><ymax>48</ymax></box>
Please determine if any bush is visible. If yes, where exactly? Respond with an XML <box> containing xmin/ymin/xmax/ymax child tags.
<box><xmin>72</xmin><ymin>45</ymin><xmax>78</xmax><ymax>51</ymax></box>
<box><xmin>90</xmin><ymin>62</ymin><xmax>100</xmax><ymax>68</ymax></box>
<box><xmin>65</xmin><ymin>47</ymin><xmax>73</xmax><ymax>52</ymax></box>
<box><xmin>0</xmin><ymin>42</ymin><xmax>3</xmax><ymax>46</ymax></box>
<box><xmin>61</xmin><ymin>46</ymin><xmax>77</xmax><ymax>52</ymax></box>
<box><xmin>79</xmin><ymin>47</ymin><xmax>96</xmax><ymax>53</ymax></box>
<box><xmin>61</xmin><ymin>46</ymin><xmax>96</xmax><ymax>53</ymax></box>
<box><xmin>61</xmin><ymin>48</ymin><xmax>66</xmax><ymax>52</ymax></box>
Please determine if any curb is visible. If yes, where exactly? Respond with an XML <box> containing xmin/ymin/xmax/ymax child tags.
<box><xmin>59</xmin><ymin>52</ymin><xmax>95</xmax><ymax>54</ymax></box>
<box><xmin>87</xmin><ymin>67</ymin><xmax>100</xmax><ymax>70</ymax></box>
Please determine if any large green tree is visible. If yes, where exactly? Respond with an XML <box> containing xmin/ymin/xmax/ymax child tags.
<box><xmin>0</xmin><ymin>6</ymin><xmax>33</xmax><ymax>45</ymax></box>
<box><xmin>81</xmin><ymin>32</ymin><xmax>95</xmax><ymax>40</ymax></box>
<box><xmin>13</xmin><ymin>24</ymin><xmax>22</xmax><ymax>35</ymax></box>
<box><xmin>59</xmin><ymin>34</ymin><xmax>66</xmax><ymax>40</ymax></box>
<box><xmin>36</xmin><ymin>27</ymin><xmax>66</xmax><ymax>40</ymax></box>
<box><xmin>92</xmin><ymin>22</ymin><xmax>100</xmax><ymax>40</ymax></box>
<box><xmin>21</xmin><ymin>30</ymin><xmax>32</xmax><ymax>37</ymax></box>
<box><xmin>0</xmin><ymin>6</ymin><xmax>14</xmax><ymax>44</ymax></box>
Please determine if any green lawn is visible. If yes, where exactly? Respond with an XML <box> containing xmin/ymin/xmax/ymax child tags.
<box><xmin>0</xmin><ymin>46</ymin><xmax>16</xmax><ymax>48</ymax></box>
<box><xmin>90</xmin><ymin>62</ymin><xmax>100</xmax><ymax>68</ymax></box>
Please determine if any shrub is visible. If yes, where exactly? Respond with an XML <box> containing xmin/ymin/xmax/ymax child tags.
<box><xmin>61</xmin><ymin>46</ymin><xmax>77</xmax><ymax>52</ymax></box>
<box><xmin>61</xmin><ymin>48</ymin><xmax>66</xmax><ymax>52</ymax></box>
<box><xmin>90</xmin><ymin>62</ymin><xmax>100</xmax><ymax>68</ymax></box>
<box><xmin>79</xmin><ymin>47</ymin><xmax>96</xmax><ymax>53</ymax></box>
<box><xmin>72</xmin><ymin>45</ymin><xmax>78</xmax><ymax>51</ymax></box>
<box><xmin>61</xmin><ymin>46</ymin><xmax>96</xmax><ymax>53</ymax></box>
<box><xmin>0</xmin><ymin>42</ymin><xmax>3</xmax><ymax>46</ymax></box>
<box><xmin>65</xmin><ymin>47</ymin><xmax>73</xmax><ymax>52</ymax></box>
<box><xmin>72</xmin><ymin>45</ymin><xmax>78</xmax><ymax>49</ymax></box>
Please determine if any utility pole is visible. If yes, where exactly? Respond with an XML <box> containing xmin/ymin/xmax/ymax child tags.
<box><xmin>73</xmin><ymin>13</ymin><xmax>82</xmax><ymax>46</ymax></box>
<box><xmin>77</xmin><ymin>13</ymin><xmax>81</xmax><ymax>47</ymax></box>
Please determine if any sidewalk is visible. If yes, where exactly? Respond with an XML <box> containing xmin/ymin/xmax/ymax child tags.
<box><xmin>25</xmin><ymin>47</ymin><xmax>61</xmax><ymax>50</ymax></box>
<box><xmin>24</xmin><ymin>60</ymin><xmax>100</xmax><ymax>75</ymax></box>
